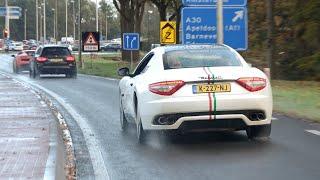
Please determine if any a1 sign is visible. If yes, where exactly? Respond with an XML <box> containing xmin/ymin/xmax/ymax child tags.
<box><xmin>181</xmin><ymin>7</ymin><xmax>248</xmax><ymax>51</ymax></box>
<box><xmin>182</xmin><ymin>0</ymin><xmax>247</xmax><ymax>6</ymax></box>
<box><xmin>82</xmin><ymin>32</ymin><xmax>100</xmax><ymax>52</ymax></box>
<box><xmin>123</xmin><ymin>33</ymin><xmax>140</xmax><ymax>51</ymax></box>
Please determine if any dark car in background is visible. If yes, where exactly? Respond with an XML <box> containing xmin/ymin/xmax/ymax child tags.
<box><xmin>101</xmin><ymin>43</ymin><xmax>121</xmax><ymax>52</ymax></box>
<box><xmin>29</xmin><ymin>45</ymin><xmax>77</xmax><ymax>78</ymax></box>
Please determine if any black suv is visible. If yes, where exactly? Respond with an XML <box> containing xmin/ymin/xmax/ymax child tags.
<box><xmin>29</xmin><ymin>45</ymin><xmax>77</xmax><ymax>78</ymax></box>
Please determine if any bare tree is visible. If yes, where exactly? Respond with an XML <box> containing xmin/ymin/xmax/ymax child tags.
<box><xmin>150</xmin><ymin>0</ymin><xmax>171</xmax><ymax>21</ymax></box>
<box><xmin>113</xmin><ymin>0</ymin><xmax>147</xmax><ymax>61</ymax></box>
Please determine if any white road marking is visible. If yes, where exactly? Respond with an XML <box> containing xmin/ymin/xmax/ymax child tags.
<box><xmin>305</xmin><ymin>130</ymin><xmax>320</xmax><ymax>136</ymax></box>
<box><xmin>272</xmin><ymin>117</ymin><xmax>278</xmax><ymax>121</ymax></box>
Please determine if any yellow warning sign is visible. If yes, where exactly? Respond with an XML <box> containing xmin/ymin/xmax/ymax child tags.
<box><xmin>160</xmin><ymin>21</ymin><xmax>176</xmax><ymax>44</ymax></box>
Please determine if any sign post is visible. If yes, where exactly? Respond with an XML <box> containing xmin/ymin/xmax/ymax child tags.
<box><xmin>217</xmin><ymin>0</ymin><xmax>223</xmax><ymax>44</ymax></box>
<box><xmin>123</xmin><ymin>33</ymin><xmax>140</xmax><ymax>70</ymax></box>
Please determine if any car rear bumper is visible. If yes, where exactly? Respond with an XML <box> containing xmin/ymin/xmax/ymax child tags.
<box><xmin>37</xmin><ymin>63</ymin><xmax>76</xmax><ymax>74</ymax></box>
<box><xmin>140</xmin><ymin>94</ymin><xmax>272</xmax><ymax>130</ymax></box>
<box><xmin>16</xmin><ymin>63</ymin><xmax>30</xmax><ymax>71</ymax></box>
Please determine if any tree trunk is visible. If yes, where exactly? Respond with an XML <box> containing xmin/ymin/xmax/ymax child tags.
<box><xmin>158</xmin><ymin>6</ymin><xmax>167</xmax><ymax>21</ymax></box>
<box><xmin>115</xmin><ymin>0</ymin><xmax>146</xmax><ymax>63</ymax></box>
<box><xmin>266</xmin><ymin>0</ymin><xmax>275</xmax><ymax>79</ymax></box>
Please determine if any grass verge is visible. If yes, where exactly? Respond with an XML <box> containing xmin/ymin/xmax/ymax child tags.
<box><xmin>77</xmin><ymin>55</ymin><xmax>129</xmax><ymax>79</ymax></box>
<box><xmin>78</xmin><ymin>57</ymin><xmax>320</xmax><ymax>122</ymax></box>
<box><xmin>272</xmin><ymin>80</ymin><xmax>320</xmax><ymax>122</ymax></box>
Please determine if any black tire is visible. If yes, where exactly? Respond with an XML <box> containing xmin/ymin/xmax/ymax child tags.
<box><xmin>119</xmin><ymin>100</ymin><xmax>128</xmax><ymax>132</ymax></box>
<box><xmin>137</xmin><ymin>120</ymin><xmax>146</xmax><ymax>144</ymax></box>
<box><xmin>66</xmin><ymin>68</ymin><xmax>77</xmax><ymax>79</ymax></box>
<box><xmin>12</xmin><ymin>60</ymin><xmax>17</xmax><ymax>73</ymax></box>
<box><xmin>246</xmin><ymin>124</ymin><xmax>271</xmax><ymax>139</ymax></box>
<box><xmin>33</xmin><ymin>66</ymin><xmax>40</xmax><ymax>79</ymax></box>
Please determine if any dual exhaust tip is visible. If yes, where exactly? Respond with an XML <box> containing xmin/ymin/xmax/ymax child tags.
<box><xmin>249</xmin><ymin>113</ymin><xmax>265</xmax><ymax>121</ymax></box>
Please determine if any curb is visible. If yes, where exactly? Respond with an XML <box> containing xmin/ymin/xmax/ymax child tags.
<box><xmin>0</xmin><ymin>72</ymin><xmax>76</xmax><ymax>180</ymax></box>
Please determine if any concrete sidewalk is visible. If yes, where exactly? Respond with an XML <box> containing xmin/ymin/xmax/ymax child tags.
<box><xmin>0</xmin><ymin>74</ymin><xmax>54</xmax><ymax>179</ymax></box>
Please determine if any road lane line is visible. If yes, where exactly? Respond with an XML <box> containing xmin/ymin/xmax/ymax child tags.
<box><xmin>305</xmin><ymin>130</ymin><xmax>320</xmax><ymax>136</ymax></box>
<box><xmin>272</xmin><ymin>117</ymin><xmax>278</xmax><ymax>121</ymax></box>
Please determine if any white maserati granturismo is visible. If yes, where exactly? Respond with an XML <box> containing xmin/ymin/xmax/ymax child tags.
<box><xmin>118</xmin><ymin>45</ymin><xmax>272</xmax><ymax>143</ymax></box>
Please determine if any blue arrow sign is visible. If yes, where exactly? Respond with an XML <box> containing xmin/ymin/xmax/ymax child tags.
<box><xmin>181</xmin><ymin>7</ymin><xmax>248</xmax><ymax>51</ymax></box>
<box><xmin>123</xmin><ymin>33</ymin><xmax>140</xmax><ymax>51</ymax></box>
<box><xmin>182</xmin><ymin>0</ymin><xmax>247</xmax><ymax>7</ymax></box>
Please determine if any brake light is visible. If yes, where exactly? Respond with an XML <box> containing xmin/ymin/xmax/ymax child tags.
<box><xmin>149</xmin><ymin>80</ymin><xmax>185</xmax><ymax>96</ymax></box>
<box><xmin>236</xmin><ymin>77</ymin><xmax>266</xmax><ymax>92</ymax></box>
<box><xmin>66</xmin><ymin>56</ymin><xmax>75</xmax><ymax>62</ymax></box>
<box><xmin>36</xmin><ymin>57</ymin><xmax>48</xmax><ymax>62</ymax></box>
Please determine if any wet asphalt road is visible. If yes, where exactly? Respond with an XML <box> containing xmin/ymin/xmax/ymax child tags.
<box><xmin>1</xmin><ymin>54</ymin><xmax>320</xmax><ymax>180</ymax></box>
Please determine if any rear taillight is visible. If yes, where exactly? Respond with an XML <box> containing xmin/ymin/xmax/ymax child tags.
<box><xmin>236</xmin><ymin>77</ymin><xmax>266</xmax><ymax>92</ymax></box>
<box><xmin>36</xmin><ymin>57</ymin><xmax>48</xmax><ymax>62</ymax></box>
<box><xmin>66</xmin><ymin>56</ymin><xmax>75</xmax><ymax>62</ymax></box>
<box><xmin>149</xmin><ymin>80</ymin><xmax>185</xmax><ymax>96</ymax></box>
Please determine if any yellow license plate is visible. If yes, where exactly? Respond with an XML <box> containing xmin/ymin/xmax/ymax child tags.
<box><xmin>193</xmin><ymin>83</ymin><xmax>231</xmax><ymax>94</ymax></box>
<box><xmin>50</xmin><ymin>58</ymin><xmax>63</xmax><ymax>62</ymax></box>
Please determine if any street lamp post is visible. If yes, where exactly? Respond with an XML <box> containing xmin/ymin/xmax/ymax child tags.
<box><xmin>147</xmin><ymin>10</ymin><xmax>153</xmax><ymax>48</ymax></box>
<box><xmin>36</xmin><ymin>0</ymin><xmax>38</xmax><ymax>41</ymax></box>
<box><xmin>24</xmin><ymin>9</ymin><xmax>27</xmax><ymax>40</ymax></box>
<box><xmin>78</xmin><ymin>0</ymin><xmax>84</xmax><ymax>68</ymax></box>
<box><xmin>105</xmin><ymin>14</ymin><xmax>108</xmax><ymax>41</ymax></box>
<box><xmin>52</xmin><ymin>8</ymin><xmax>56</xmax><ymax>41</ymax></box>
<box><xmin>39</xmin><ymin>6</ymin><xmax>42</xmax><ymax>42</ymax></box>
<box><xmin>55</xmin><ymin>0</ymin><xmax>58</xmax><ymax>43</ymax></box>
<box><xmin>71</xmin><ymin>0</ymin><xmax>75</xmax><ymax>39</ymax></box>
<box><xmin>5</xmin><ymin>0</ymin><xmax>10</xmax><ymax>39</ymax></box>
<box><xmin>43</xmin><ymin>1</ymin><xmax>46</xmax><ymax>43</ymax></box>
<box><xmin>96</xmin><ymin>0</ymin><xmax>98</xmax><ymax>32</ymax></box>
<box><xmin>66</xmin><ymin>0</ymin><xmax>68</xmax><ymax>38</ymax></box>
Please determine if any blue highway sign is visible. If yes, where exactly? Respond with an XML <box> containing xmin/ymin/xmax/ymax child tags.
<box><xmin>0</xmin><ymin>6</ymin><xmax>22</xmax><ymax>17</ymax></box>
<box><xmin>182</xmin><ymin>0</ymin><xmax>247</xmax><ymax>7</ymax></box>
<box><xmin>181</xmin><ymin>7</ymin><xmax>248</xmax><ymax>51</ymax></box>
<box><xmin>0</xmin><ymin>7</ymin><xmax>22</xmax><ymax>12</ymax></box>
<box><xmin>123</xmin><ymin>33</ymin><xmax>140</xmax><ymax>51</ymax></box>
<box><xmin>0</xmin><ymin>11</ymin><xmax>22</xmax><ymax>17</ymax></box>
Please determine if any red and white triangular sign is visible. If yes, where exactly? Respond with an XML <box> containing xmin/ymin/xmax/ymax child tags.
<box><xmin>84</xmin><ymin>33</ymin><xmax>98</xmax><ymax>45</ymax></box>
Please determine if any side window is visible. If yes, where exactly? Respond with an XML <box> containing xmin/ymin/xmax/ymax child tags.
<box><xmin>133</xmin><ymin>53</ymin><xmax>154</xmax><ymax>76</ymax></box>
<box><xmin>35</xmin><ymin>48</ymin><xmax>42</xmax><ymax>56</ymax></box>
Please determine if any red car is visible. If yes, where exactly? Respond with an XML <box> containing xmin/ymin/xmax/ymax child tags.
<box><xmin>12</xmin><ymin>50</ymin><xmax>35</xmax><ymax>73</ymax></box>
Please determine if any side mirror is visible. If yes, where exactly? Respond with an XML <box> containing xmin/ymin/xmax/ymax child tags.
<box><xmin>118</xmin><ymin>67</ymin><xmax>130</xmax><ymax>77</ymax></box>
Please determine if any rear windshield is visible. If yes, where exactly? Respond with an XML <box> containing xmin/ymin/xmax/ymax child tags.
<box><xmin>26</xmin><ymin>51</ymin><xmax>35</xmax><ymax>56</ymax></box>
<box><xmin>163</xmin><ymin>48</ymin><xmax>242</xmax><ymax>70</ymax></box>
<box><xmin>41</xmin><ymin>47</ymin><xmax>71</xmax><ymax>57</ymax></box>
